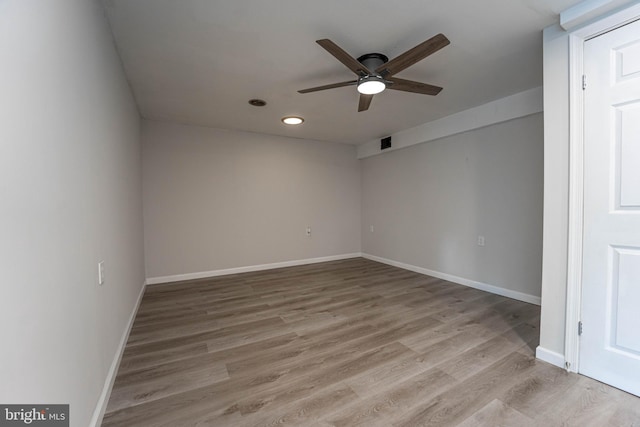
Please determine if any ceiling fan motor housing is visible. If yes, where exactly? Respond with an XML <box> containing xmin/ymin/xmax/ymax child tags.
<box><xmin>356</xmin><ymin>53</ymin><xmax>389</xmax><ymax>95</ymax></box>
<box><xmin>357</xmin><ymin>53</ymin><xmax>388</xmax><ymax>76</ymax></box>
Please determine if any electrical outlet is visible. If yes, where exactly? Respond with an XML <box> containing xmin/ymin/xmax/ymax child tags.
<box><xmin>370</xmin><ymin>225</ymin><xmax>374</xmax><ymax>233</ymax></box>
<box><xmin>306</xmin><ymin>226</ymin><xmax>311</xmax><ymax>236</ymax></box>
<box><xmin>477</xmin><ymin>236</ymin><xmax>485</xmax><ymax>247</ymax></box>
<box><xmin>98</xmin><ymin>261</ymin><xmax>105</xmax><ymax>285</ymax></box>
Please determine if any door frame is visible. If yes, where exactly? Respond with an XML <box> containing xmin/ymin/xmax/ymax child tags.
<box><xmin>565</xmin><ymin>3</ymin><xmax>640</xmax><ymax>373</ymax></box>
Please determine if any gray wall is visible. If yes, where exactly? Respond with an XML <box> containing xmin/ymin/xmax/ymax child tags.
<box><xmin>361</xmin><ymin>114</ymin><xmax>543</xmax><ymax>300</ymax></box>
<box><xmin>0</xmin><ymin>1</ymin><xmax>144</xmax><ymax>426</ymax></box>
<box><xmin>142</xmin><ymin>121</ymin><xmax>361</xmax><ymax>279</ymax></box>
<box><xmin>540</xmin><ymin>23</ymin><xmax>571</xmax><ymax>358</ymax></box>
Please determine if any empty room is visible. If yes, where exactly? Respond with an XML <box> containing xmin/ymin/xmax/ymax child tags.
<box><xmin>2</xmin><ymin>0</ymin><xmax>640</xmax><ymax>426</ymax></box>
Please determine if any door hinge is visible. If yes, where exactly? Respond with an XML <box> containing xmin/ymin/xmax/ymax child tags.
<box><xmin>578</xmin><ymin>321</ymin><xmax>583</xmax><ymax>336</ymax></box>
<box><xmin>582</xmin><ymin>74</ymin><xmax>587</xmax><ymax>90</ymax></box>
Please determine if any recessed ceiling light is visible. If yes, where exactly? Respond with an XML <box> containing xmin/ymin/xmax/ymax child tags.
<box><xmin>282</xmin><ymin>116</ymin><xmax>304</xmax><ymax>125</ymax></box>
<box><xmin>248</xmin><ymin>99</ymin><xmax>267</xmax><ymax>107</ymax></box>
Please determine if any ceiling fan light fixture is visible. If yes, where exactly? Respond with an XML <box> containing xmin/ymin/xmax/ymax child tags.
<box><xmin>282</xmin><ymin>116</ymin><xmax>304</xmax><ymax>125</ymax></box>
<box><xmin>357</xmin><ymin>75</ymin><xmax>386</xmax><ymax>95</ymax></box>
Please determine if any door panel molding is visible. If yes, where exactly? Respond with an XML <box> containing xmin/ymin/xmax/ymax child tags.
<box><xmin>609</xmin><ymin>245</ymin><xmax>640</xmax><ymax>356</ymax></box>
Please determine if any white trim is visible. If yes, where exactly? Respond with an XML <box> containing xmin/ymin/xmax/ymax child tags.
<box><xmin>361</xmin><ymin>253</ymin><xmax>541</xmax><ymax>306</ymax></box>
<box><xmin>536</xmin><ymin>346</ymin><xmax>566</xmax><ymax>368</ymax></box>
<box><xmin>145</xmin><ymin>253</ymin><xmax>363</xmax><ymax>285</ymax></box>
<box><xmin>357</xmin><ymin>87</ymin><xmax>542</xmax><ymax>159</ymax></box>
<box><xmin>565</xmin><ymin>33</ymin><xmax>586</xmax><ymax>374</ymax></box>
<box><xmin>564</xmin><ymin>1</ymin><xmax>640</xmax><ymax>34</ymax></box>
<box><xmin>90</xmin><ymin>282</ymin><xmax>146</xmax><ymax>427</ymax></box>
<box><xmin>560</xmin><ymin>0</ymin><xmax>615</xmax><ymax>30</ymax></box>
<box><xmin>564</xmin><ymin>2</ymin><xmax>640</xmax><ymax>375</ymax></box>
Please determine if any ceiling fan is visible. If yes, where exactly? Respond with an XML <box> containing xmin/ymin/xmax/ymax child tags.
<box><xmin>298</xmin><ymin>34</ymin><xmax>450</xmax><ymax>112</ymax></box>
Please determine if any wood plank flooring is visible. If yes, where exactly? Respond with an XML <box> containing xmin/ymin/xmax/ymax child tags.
<box><xmin>102</xmin><ymin>258</ymin><xmax>640</xmax><ymax>426</ymax></box>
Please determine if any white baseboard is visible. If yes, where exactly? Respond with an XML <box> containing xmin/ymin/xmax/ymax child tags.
<box><xmin>536</xmin><ymin>346</ymin><xmax>566</xmax><ymax>369</ymax></box>
<box><xmin>90</xmin><ymin>282</ymin><xmax>146</xmax><ymax>427</ymax></box>
<box><xmin>145</xmin><ymin>253</ymin><xmax>363</xmax><ymax>285</ymax></box>
<box><xmin>361</xmin><ymin>253</ymin><xmax>542</xmax><ymax>306</ymax></box>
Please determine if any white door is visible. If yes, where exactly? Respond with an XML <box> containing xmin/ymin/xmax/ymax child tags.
<box><xmin>580</xmin><ymin>18</ymin><xmax>640</xmax><ymax>397</ymax></box>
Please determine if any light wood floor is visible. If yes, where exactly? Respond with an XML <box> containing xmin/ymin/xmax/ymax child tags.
<box><xmin>102</xmin><ymin>258</ymin><xmax>640</xmax><ymax>426</ymax></box>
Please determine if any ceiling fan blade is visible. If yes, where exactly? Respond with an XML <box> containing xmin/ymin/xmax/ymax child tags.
<box><xmin>358</xmin><ymin>94</ymin><xmax>374</xmax><ymax>112</ymax></box>
<box><xmin>376</xmin><ymin>33</ymin><xmax>450</xmax><ymax>77</ymax></box>
<box><xmin>387</xmin><ymin>77</ymin><xmax>443</xmax><ymax>95</ymax></box>
<box><xmin>298</xmin><ymin>80</ymin><xmax>358</xmax><ymax>94</ymax></box>
<box><xmin>316</xmin><ymin>39</ymin><xmax>371</xmax><ymax>76</ymax></box>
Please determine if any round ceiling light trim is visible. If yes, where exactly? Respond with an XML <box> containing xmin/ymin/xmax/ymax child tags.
<box><xmin>248</xmin><ymin>99</ymin><xmax>267</xmax><ymax>107</ymax></box>
<box><xmin>281</xmin><ymin>116</ymin><xmax>304</xmax><ymax>125</ymax></box>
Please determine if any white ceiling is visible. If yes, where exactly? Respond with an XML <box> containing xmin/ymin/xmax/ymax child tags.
<box><xmin>103</xmin><ymin>0</ymin><xmax>583</xmax><ymax>144</ymax></box>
